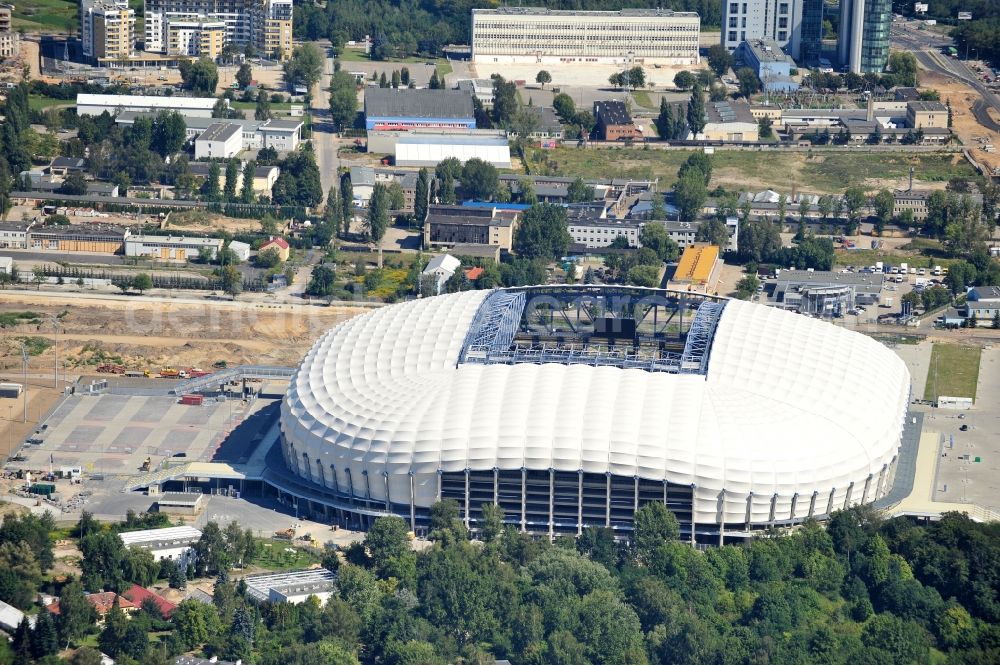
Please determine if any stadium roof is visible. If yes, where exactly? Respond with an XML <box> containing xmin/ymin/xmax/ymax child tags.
<box><xmin>364</xmin><ymin>88</ymin><xmax>474</xmax><ymax>120</ymax></box>
<box><xmin>281</xmin><ymin>286</ymin><xmax>909</xmax><ymax>525</ymax></box>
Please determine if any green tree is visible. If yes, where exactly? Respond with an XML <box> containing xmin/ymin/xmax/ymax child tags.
<box><xmin>514</xmin><ymin>204</ymin><xmax>571</xmax><ymax>260</ymax></box>
<box><xmin>57</xmin><ymin>579</ymin><xmax>96</xmax><ymax>648</ymax></box>
<box><xmin>414</xmin><ymin>168</ymin><xmax>430</xmax><ymax>224</ymax></box>
<box><xmin>888</xmin><ymin>52</ymin><xmax>919</xmax><ymax>87</ymax></box>
<box><xmin>98</xmin><ymin>600</ymin><xmax>129</xmax><ymax>658</ymax></box>
<box><xmin>255</xmin><ymin>89</ymin><xmax>273</xmax><ymax>121</ymax></box>
<box><xmin>673</xmin><ymin>70</ymin><xmax>696</xmax><ymax>90</ymax></box>
<box><xmin>491</xmin><ymin>75</ymin><xmax>519</xmax><ymax>127</ymax></box>
<box><xmin>179</xmin><ymin>58</ymin><xmax>219</xmax><ymax>95</ymax></box>
<box><xmin>567</xmin><ymin>177</ymin><xmax>594</xmax><ymax>203</ymax></box>
<box><xmin>707</xmin><ymin>44</ymin><xmax>734</xmax><ymax>76</ymax></box>
<box><xmin>325</xmin><ymin>184</ymin><xmax>343</xmax><ymax>237</ymax></box>
<box><xmin>479</xmin><ymin>503</ymin><xmax>505</xmax><ymax>544</ymax></box>
<box><xmin>58</xmin><ymin>172</ymin><xmax>88</xmax><ymax>195</ymax></box>
<box><xmin>224</xmin><ymin>158</ymin><xmax>240</xmax><ymax>200</ymax></box>
<box><xmin>305</xmin><ymin>264</ymin><xmax>337</xmax><ymax>298</ymax></box>
<box><xmin>283</xmin><ymin>42</ymin><xmax>324</xmax><ymax>89</ymax></box>
<box><xmin>535</xmin><ymin>70</ymin><xmax>552</xmax><ymax>87</ymax></box>
<box><xmin>202</xmin><ymin>162</ymin><xmax>221</xmax><ymax>201</ymax></box>
<box><xmin>674</xmin><ymin>170</ymin><xmax>708</xmax><ymax>223</ymax></box>
<box><xmin>219</xmin><ymin>265</ymin><xmax>241</xmax><ymax>300</ymax></box>
<box><xmin>460</xmin><ymin>158</ymin><xmax>499</xmax><ymax>201</ymax></box>
<box><xmin>31</xmin><ymin>607</ymin><xmax>58</xmax><ymax>659</ymax></box>
<box><xmin>873</xmin><ymin>188</ymin><xmax>895</xmax><ymax>234</ymax></box>
<box><xmin>150</xmin><ymin>111</ymin><xmax>187</xmax><ymax>157</ymax></box>
<box><xmin>552</xmin><ymin>93</ymin><xmax>576</xmax><ymax>123</ymax></box>
<box><xmin>640</xmin><ymin>223</ymin><xmax>681</xmax><ymax>261</ymax></box>
<box><xmin>736</xmin><ymin>66</ymin><xmax>761</xmax><ymax>98</ymax></box>
<box><xmin>365</xmin><ymin>182</ymin><xmax>391</xmax><ymax>249</ymax></box>
<box><xmin>687</xmin><ymin>83</ymin><xmax>706</xmax><ymax>134</ymax></box>
<box><xmin>843</xmin><ymin>187</ymin><xmax>867</xmax><ymax>235</ymax></box>
<box><xmin>329</xmin><ymin>71</ymin><xmax>359</xmax><ymax>130</ymax></box>
<box><xmin>340</xmin><ymin>171</ymin><xmax>354</xmax><ymax>227</ymax></box>
<box><xmin>240</xmin><ymin>160</ymin><xmax>257</xmax><ymax>203</ymax></box>
<box><xmin>235</xmin><ymin>63</ymin><xmax>253</xmax><ymax>89</ymax></box>
<box><xmin>632</xmin><ymin>502</ymin><xmax>680</xmax><ymax>564</ymax></box>
<box><xmin>364</xmin><ymin>516</ymin><xmax>416</xmax><ymax>587</ymax></box>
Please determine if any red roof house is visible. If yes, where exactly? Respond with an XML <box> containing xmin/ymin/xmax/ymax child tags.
<box><xmin>464</xmin><ymin>267</ymin><xmax>484</xmax><ymax>281</ymax></box>
<box><xmin>123</xmin><ymin>584</ymin><xmax>178</xmax><ymax>618</ymax></box>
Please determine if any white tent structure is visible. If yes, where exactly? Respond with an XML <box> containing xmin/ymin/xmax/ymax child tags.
<box><xmin>394</xmin><ymin>134</ymin><xmax>511</xmax><ymax>168</ymax></box>
<box><xmin>280</xmin><ymin>286</ymin><xmax>910</xmax><ymax>537</ymax></box>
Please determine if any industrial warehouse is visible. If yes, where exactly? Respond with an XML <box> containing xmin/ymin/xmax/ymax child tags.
<box><xmin>278</xmin><ymin>285</ymin><xmax>912</xmax><ymax>540</ymax></box>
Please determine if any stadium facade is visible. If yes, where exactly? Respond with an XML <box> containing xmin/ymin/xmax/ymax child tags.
<box><xmin>280</xmin><ymin>286</ymin><xmax>910</xmax><ymax>539</ymax></box>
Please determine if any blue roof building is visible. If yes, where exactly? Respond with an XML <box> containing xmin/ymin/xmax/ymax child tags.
<box><xmin>364</xmin><ymin>88</ymin><xmax>476</xmax><ymax>131</ymax></box>
<box><xmin>738</xmin><ymin>39</ymin><xmax>800</xmax><ymax>93</ymax></box>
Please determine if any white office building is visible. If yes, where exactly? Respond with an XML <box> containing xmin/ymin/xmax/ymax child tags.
<box><xmin>119</xmin><ymin>525</ymin><xmax>202</xmax><ymax>568</ymax></box>
<box><xmin>471</xmin><ymin>8</ymin><xmax>700</xmax><ymax>66</ymax></box>
<box><xmin>125</xmin><ymin>234</ymin><xmax>224</xmax><ymax>261</ymax></box>
<box><xmin>195</xmin><ymin>123</ymin><xmax>243</xmax><ymax>159</ymax></box>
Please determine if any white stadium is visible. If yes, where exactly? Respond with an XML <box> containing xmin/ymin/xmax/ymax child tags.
<box><xmin>280</xmin><ymin>286</ymin><xmax>911</xmax><ymax>539</ymax></box>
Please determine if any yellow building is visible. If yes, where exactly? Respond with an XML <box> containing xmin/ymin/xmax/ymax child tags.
<box><xmin>91</xmin><ymin>3</ymin><xmax>135</xmax><ymax>61</ymax></box>
<box><xmin>671</xmin><ymin>243</ymin><xmax>720</xmax><ymax>290</ymax></box>
<box><xmin>166</xmin><ymin>18</ymin><xmax>226</xmax><ymax>59</ymax></box>
<box><xmin>906</xmin><ymin>101</ymin><xmax>948</xmax><ymax>129</ymax></box>
<box><xmin>261</xmin><ymin>17</ymin><xmax>292</xmax><ymax>61</ymax></box>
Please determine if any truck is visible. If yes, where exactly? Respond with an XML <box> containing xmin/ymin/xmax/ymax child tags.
<box><xmin>0</xmin><ymin>382</ymin><xmax>23</xmax><ymax>398</ymax></box>
<box><xmin>186</xmin><ymin>368</ymin><xmax>210</xmax><ymax>378</ymax></box>
<box><xmin>932</xmin><ymin>265</ymin><xmax>943</xmax><ymax>276</ymax></box>
<box><xmin>159</xmin><ymin>368</ymin><xmax>188</xmax><ymax>378</ymax></box>
<box><xmin>140</xmin><ymin>457</ymin><xmax>151</xmax><ymax>471</ymax></box>
<box><xmin>124</xmin><ymin>370</ymin><xmax>151</xmax><ymax>378</ymax></box>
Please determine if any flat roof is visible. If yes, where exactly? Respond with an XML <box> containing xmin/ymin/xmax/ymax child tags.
<box><xmin>706</xmin><ymin>100</ymin><xmax>755</xmax><ymax>125</ymax></box>
<box><xmin>115</xmin><ymin>111</ymin><xmax>263</xmax><ymax>133</ymax></box>
<box><xmin>31</xmin><ymin>224</ymin><xmax>127</xmax><ymax>238</ymax></box>
<box><xmin>127</xmin><ymin>235</ymin><xmax>222</xmax><ymax>247</ymax></box>
<box><xmin>674</xmin><ymin>244</ymin><xmax>719</xmax><ymax>283</ymax></box>
<box><xmin>365</xmin><ymin>88</ymin><xmax>474</xmax><ymax>120</ymax></box>
<box><xmin>262</xmin><ymin>119</ymin><xmax>303</xmax><ymax>132</ymax></box>
<box><xmin>396</xmin><ymin>133</ymin><xmax>508</xmax><ymax>147</ymax></box>
<box><xmin>198</xmin><ymin>123</ymin><xmax>242</xmax><ymax>143</ymax></box>
<box><xmin>775</xmin><ymin>270</ymin><xmax>885</xmax><ymax>287</ymax></box>
<box><xmin>744</xmin><ymin>39</ymin><xmax>794</xmax><ymax>64</ymax></box>
<box><xmin>119</xmin><ymin>525</ymin><xmax>202</xmax><ymax>546</ymax></box>
<box><xmin>77</xmin><ymin>93</ymin><xmax>217</xmax><ymax>110</ymax></box>
<box><xmin>907</xmin><ymin>100</ymin><xmax>947</xmax><ymax>113</ymax></box>
<box><xmin>158</xmin><ymin>492</ymin><xmax>206</xmax><ymax>505</ymax></box>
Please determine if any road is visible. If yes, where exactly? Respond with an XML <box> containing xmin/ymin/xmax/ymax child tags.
<box><xmin>311</xmin><ymin>46</ymin><xmax>344</xmax><ymax>208</ymax></box>
<box><xmin>891</xmin><ymin>20</ymin><xmax>1000</xmax><ymax>128</ymax></box>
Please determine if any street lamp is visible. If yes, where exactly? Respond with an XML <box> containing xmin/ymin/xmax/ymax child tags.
<box><xmin>19</xmin><ymin>342</ymin><xmax>27</xmax><ymax>422</ymax></box>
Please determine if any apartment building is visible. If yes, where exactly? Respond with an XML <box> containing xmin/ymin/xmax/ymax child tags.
<box><xmin>167</xmin><ymin>18</ymin><xmax>226</xmax><ymax>59</ymax></box>
<box><xmin>721</xmin><ymin>0</ymin><xmax>823</xmax><ymax>62</ymax></box>
<box><xmin>81</xmin><ymin>0</ymin><xmax>135</xmax><ymax>62</ymax></box>
<box><xmin>0</xmin><ymin>4</ymin><xmax>20</xmax><ymax>59</ymax></box>
<box><xmin>144</xmin><ymin>0</ymin><xmax>292</xmax><ymax>60</ymax></box>
<box><xmin>471</xmin><ymin>8</ymin><xmax>700</xmax><ymax>66</ymax></box>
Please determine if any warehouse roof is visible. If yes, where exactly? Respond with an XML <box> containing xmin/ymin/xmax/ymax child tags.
<box><xmin>674</xmin><ymin>243</ymin><xmax>719</xmax><ymax>284</ymax></box>
<box><xmin>364</xmin><ymin>88</ymin><xmax>474</xmax><ymax>120</ymax></box>
<box><xmin>705</xmin><ymin>100</ymin><xmax>755</xmax><ymax>125</ymax></box>
<box><xmin>77</xmin><ymin>93</ymin><xmax>218</xmax><ymax>111</ymax></box>
<box><xmin>473</xmin><ymin>8</ymin><xmax>698</xmax><ymax>18</ymax></box>
<box><xmin>907</xmin><ymin>100</ymin><xmax>947</xmax><ymax>113</ymax></box>
<box><xmin>261</xmin><ymin>119</ymin><xmax>303</xmax><ymax>133</ymax></box>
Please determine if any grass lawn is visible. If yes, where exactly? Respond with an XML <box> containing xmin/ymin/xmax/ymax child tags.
<box><xmin>338</xmin><ymin>49</ymin><xmax>446</xmax><ymax>66</ymax></box>
<box><xmin>436</xmin><ymin>59</ymin><xmax>453</xmax><ymax>79</ymax></box>
<box><xmin>12</xmin><ymin>0</ymin><xmax>78</xmax><ymax>32</ymax></box>
<box><xmin>537</xmin><ymin>148</ymin><xmax>977</xmax><ymax>193</ymax></box>
<box><xmin>631</xmin><ymin>90</ymin><xmax>655</xmax><ymax>110</ymax></box>
<box><xmin>29</xmin><ymin>94</ymin><xmax>74</xmax><ymax>111</ymax></box>
<box><xmin>924</xmin><ymin>344</ymin><xmax>982</xmax><ymax>402</ymax></box>
<box><xmin>252</xmin><ymin>538</ymin><xmax>321</xmax><ymax>571</ymax></box>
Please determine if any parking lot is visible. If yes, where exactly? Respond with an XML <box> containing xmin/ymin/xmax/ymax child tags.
<box><xmin>9</xmin><ymin>393</ymin><xmax>249</xmax><ymax>477</ymax></box>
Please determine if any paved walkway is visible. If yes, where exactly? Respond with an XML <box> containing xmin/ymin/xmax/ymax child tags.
<box><xmin>884</xmin><ymin>429</ymin><xmax>1000</xmax><ymax>522</ymax></box>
